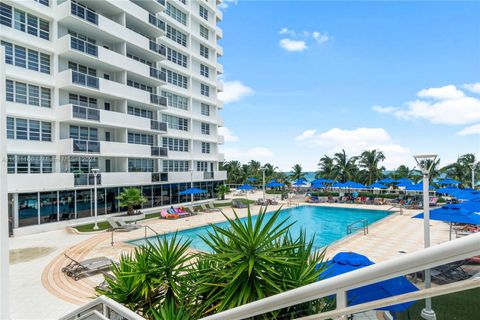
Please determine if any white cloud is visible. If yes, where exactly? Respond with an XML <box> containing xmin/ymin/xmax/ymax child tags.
<box><xmin>218</xmin><ymin>81</ymin><xmax>254</xmax><ymax>104</ymax></box>
<box><xmin>296</xmin><ymin>127</ymin><xmax>411</xmax><ymax>168</ymax></box>
<box><xmin>218</xmin><ymin>127</ymin><xmax>239</xmax><ymax>142</ymax></box>
<box><xmin>279</xmin><ymin>27</ymin><xmax>295</xmax><ymax>37</ymax></box>
<box><xmin>312</xmin><ymin>31</ymin><xmax>329</xmax><ymax>43</ymax></box>
<box><xmin>457</xmin><ymin>124</ymin><xmax>480</xmax><ymax>136</ymax></box>
<box><xmin>218</xmin><ymin>0</ymin><xmax>238</xmax><ymax>10</ymax></box>
<box><xmin>464</xmin><ymin>82</ymin><xmax>480</xmax><ymax>94</ymax></box>
<box><xmin>223</xmin><ymin>147</ymin><xmax>274</xmax><ymax>162</ymax></box>
<box><xmin>372</xmin><ymin>84</ymin><xmax>480</xmax><ymax>125</ymax></box>
<box><xmin>295</xmin><ymin>129</ymin><xmax>317</xmax><ymax>141</ymax></box>
<box><xmin>279</xmin><ymin>38</ymin><xmax>307</xmax><ymax>52</ymax></box>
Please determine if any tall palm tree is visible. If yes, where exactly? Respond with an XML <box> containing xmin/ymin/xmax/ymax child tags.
<box><xmin>441</xmin><ymin>153</ymin><xmax>479</xmax><ymax>185</ymax></box>
<box><xmin>248</xmin><ymin>160</ymin><xmax>261</xmax><ymax>177</ymax></box>
<box><xmin>359</xmin><ymin>149</ymin><xmax>386</xmax><ymax>185</ymax></box>
<box><xmin>315</xmin><ymin>155</ymin><xmax>335</xmax><ymax>179</ymax></box>
<box><xmin>417</xmin><ymin>158</ymin><xmax>441</xmax><ymax>184</ymax></box>
<box><xmin>392</xmin><ymin>165</ymin><xmax>411</xmax><ymax>179</ymax></box>
<box><xmin>223</xmin><ymin>160</ymin><xmax>243</xmax><ymax>184</ymax></box>
<box><xmin>290</xmin><ymin>164</ymin><xmax>306</xmax><ymax>181</ymax></box>
<box><xmin>332</xmin><ymin>150</ymin><xmax>358</xmax><ymax>182</ymax></box>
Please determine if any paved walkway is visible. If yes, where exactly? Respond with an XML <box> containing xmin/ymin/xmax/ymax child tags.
<box><xmin>9</xmin><ymin>199</ymin><xmax>451</xmax><ymax>319</ymax></box>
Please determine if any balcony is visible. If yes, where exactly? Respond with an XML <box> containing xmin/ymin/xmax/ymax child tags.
<box><xmin>217</xmin><ymin>63</ymin><xmax>224</xmax><ymax>74</ymax></box>
<box><xmin>150</xmin><ymin>93</ymin><xmax>167</xmax><ymax>107</ymax></box>
<box><xmin>74</xmin><ymin>173</ymin><xmax>101</xmax><ymax>186</ymax></box>
<box><xmin>150</xmin><ymin>67</ymin><xmax>166</xmax><ymax>81</ymax></box>
<box><xmin>130</xmin><ymin>0</ymin><xmax>165</xmax><ymax>13</ymax></box>
<box><xmin>151</xmin><ymin>146</ymin><xmax>168</xmax><ymax>157</ymax></box>
<box><xmin>72</xmin><ymin>70</ymin><xmax>99</xmax><ymax>89</ymax></box>
<box><xmin>217</xmin><ymin>135</ymin><xmax>225</xmax><ymax>144</ymax></box>
<box><xmin>151</xmin><ymin>120</ymin><xmax>168</xmax><ymax>132</ymax></box>
<box><xmin>71</xmin><ymin>0</ymin><xmax>98</xmax><ymax>25</ymax></box>
<box><xmin>217</xmin><ymin>117</ymin><xmax>224</xmax><ymax>127</ymax></box>
<box><xmin>72</xmin><ymin>139</ymin><xmax>100</xmax><ymax>153</ymax></box>
<box><xmin>204</xmin><ymin>172</ymin><xmax>214</xmax><ymax>179</ymax></box>
<box><xmin>148</xmin><ymin>13</ymin><xmax>165</xmax><ymax>32</ymax></box>
<box><xmin>152</xmin><ymin>172</ymin><xmax>168</xmax><ymax>183</ymax></box>
<box><xmin>149</xmin><ymin>40</ymin><xmax>166</xmax><ymax>57</ymax></box>
<box><xmin>102</xmin><ymin>172</ymin><xmax>152</xmax><ymax>186</ymax></box>
<box><xmin>217</xmin><ymin>80</ymin><xmax>224</xmax><ymax>92</ymax></box>
<box><xmin>7</xmin><ymin>173</ymin><xmax>75</xmax><ymax>193</ymax></box>
<box><xmin>70</xmin><ymin>36</ymin><xmax>98</xmax><ymax>56</ymax></box>
<box><xmin>72</xmin><ymin>105</ymin><xmax>100</xmax><ymax>121</ymax></box>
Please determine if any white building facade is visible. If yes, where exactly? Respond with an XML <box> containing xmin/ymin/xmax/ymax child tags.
<box><xmin>0</xmin><ymin>0</ymin><xmax>226</xmax><ymax>236</ymax></box>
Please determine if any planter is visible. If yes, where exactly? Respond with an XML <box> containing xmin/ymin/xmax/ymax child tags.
<box><xmin>111</xmin><ymin>212</ymin><xmax>145</xmax><ymax>224</ymax></box>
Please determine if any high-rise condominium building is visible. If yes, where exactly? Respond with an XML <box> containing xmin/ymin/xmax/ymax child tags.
<box><xmin>0</xmin><ymin>0</ymin><xmax>226</xmax><ymax>236</ymax></box>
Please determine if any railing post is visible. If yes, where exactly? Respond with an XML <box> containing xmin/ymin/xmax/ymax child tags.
<box><xmin>111</xmin><ymin>229</ymin><xmax>114</xmax><ymax>247</ymax></box>
<box><xmin>336</xmin><ymin>290</ymin><xmax>348</xmax><ymax>319</ymax></box>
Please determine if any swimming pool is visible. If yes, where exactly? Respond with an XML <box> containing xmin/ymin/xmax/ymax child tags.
<box><xmin>128</xmin><ymin>206</ymin><xmax>391</xmax><ymax>251</ymax></box>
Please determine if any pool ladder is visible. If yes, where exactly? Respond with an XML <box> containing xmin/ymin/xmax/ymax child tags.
<box><xmin>346</xmin><ymin>219</ymin><xmax>369</xmax><ymax>236</ymax></box>
<box><xmin>110</xmin><ymin>225</ymin><xmax>159</xmax><ymax>246</ymax></box>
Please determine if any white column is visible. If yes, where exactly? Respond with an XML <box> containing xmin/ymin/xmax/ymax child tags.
<box><xmin>0</xmin><ymin>46</ymin><xmax>10</xmax><ymax>319</ymax></box>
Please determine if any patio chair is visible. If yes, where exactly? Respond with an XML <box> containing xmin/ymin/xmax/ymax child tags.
<box><xmin>429</xmin><ymin>197</ymin><xmax>439</xmax><ymax>207</ymax></box>
<box><xmin>431</xmin><ymin>259</ymin><xmax>471</xmax><ymax>284</ymax></box>
<box><xmin>201</xmin><ymin>203</ymin><xmax>216</xmax><ymax>212</ymax></box>
<box><xmin>255</xmin><ymin>198</ymin><xmax>267</xmax><ymax>205</ymax></box>
<box><xmin>107</xmin><ymin>218</ymin><xmax>141</xmax><ymax>231</ymax></box>
<box><xmin>63</xmin><ymin>254</ymin><xmax>115</xmax><ymax>281</ymax></box>
<box><xmin>207</xmin><ymin>202</ymin><xmax>221</xmax><ymax>211</ymax></box>
<box><xmin>186</xmin><ymin>207</ymin><xmax>197</xmax><ymax>216</ymax></box>
<box><xmin>232</xmin><ymin>199</ymin><xmax>248</xmax><ymax>208</ymax></box>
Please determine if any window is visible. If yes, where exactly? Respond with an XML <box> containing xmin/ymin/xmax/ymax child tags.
<box><xmin>202</xmin><ymin>142</ymin><xmax>210</xmax><ymax>154</ymax></box>
<box><xmin>35</xmin><ymin>0</ymin><xmax>49</xmax><ymax>6</ymax></box>
<box><xmin>162</xmin><ymin>137</ymin><xmax>189</xmax><ymax>152</ymax></box>
<box><xmin>162</xmin><ymin>68</ymin><xmax>188</xmax><ymax>89</ymax></box>
<box><xmin>128</xmin><ymin>132</ymin><xmax>154</xmax><ymax>145</ymax></box>
<box><xmin>128</xmin><ymin>106</ymin><xmax>153</xmax><ymax>119</ymax></box>
<box><xmin>166</xmin><ymin>24</ymin><xmax>187</xmax><ymax>47</ymax></box>
<box><xmin>69</xmin><ymin>30</ymin><xmax>97</xmax><ymax>56</ymax></box>
<box><xmin>68</xmin><ymin>61</ymin><xmax>96</xmax><ymax>76</ymax></box>
<box><xmin>69</xmin><ymin>125</ymin><xmax>97</xmax><ymax>141</ymax></box>
<box><xmin>127</xmin><ymin>79</ymin><xmax>153</xmax><ymax>93</ymax></box>
<box><xmin>199</xmin><ymin>5</ymin><xmax>208</xmax><ymax>20</ymax></box>
<box><xmin>128</xmin><ymin>158</ymin><xmax>154</xmax><ymax>172</ymax></box>
<box><xmin>7</xmin><ymin>154</ymin><xmax>54</xmax><ymax>174</ymax></box>
<box><xmin>165</xmin><ymin>3</ymin><xmax>186</xmax><ymax>25</ymax></box>
<box><xmin>162</xmin><ymin>114</ymin><xmax>189</xmax><ymax>131</ymax></box>
<box><xmin>201</xmin><ymin>83</ymin><xmax>210</xmax><ymax>97</ymax></box>
<box><xmin>0</xmin><ymin>4</ymin><xmax>49</xmax><ymax>39</ymax></box>
<box><xmin>201</xmin><ymin>122</ymin><xmax>210</xmax><ymax>135</ymax></box>
<box><xmin>197</xmin><ymin>161</ymin><xmax>208</xmax><ymax>172</ymax></box>
<box><xmin>70</xmin><ymin>156</ymin><xmax>98</xmax><ymax>174</ymax></box>
<box><xmin>161</xmin><ymin>91</ymin><xmax>188</xmax><ymax>110</ymax></box>
<box><xmin>166</xmin><ymin>47</ymin><xmax>187</xmax><ymax>68</ymax></box>
<box><xmin>162</xmin><ymin>160</ymin><xmax>189</xmax><ymax>172</ymax></box>
<box><xmin>200</xmin><ymin>64</ymin><xmax>209</xmax><ymax>77</ymax></box>
<box><xmin>126</xmin><ymin>52</ymin><xmax>152</xmax><ymax>66</ymax></box>
<box><xmin>69</xmin><ymin>93</ymin><xmax>97</xmax><ymax>108</ymax></box>
<box><xmin>200</xmin><ymin>25</ymin><xmax>209</xmax><ymax>40</ymax></box>
<box><xmin>6</xmin><ymin>80</ymin><xmax>51</xmax><ymax>108</ymax></box>
<box><xmin>200</xmin><ymin>44</ymin><xmax>209</xmax><ymax>59</ymax></box>
<box><xmin>201</xmin><ymin>103</ymin><xmax>210</xmax><ymax>116</ymax></box>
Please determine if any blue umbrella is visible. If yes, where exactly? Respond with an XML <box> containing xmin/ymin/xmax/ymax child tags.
<box><xmin>179</xmin><ymin>188</ymin><xmax>208</xmax><ymax>195</ymax></box>
<box><xmin>405</xmin><ymin>183</ymin><xmax>435</xmax><ymax>192</ymax></box>
<box><xmin>266</xmin><ymin>180</ymin><xmax>284</xmax><ymax>188</ymax></box>
<box><xmin>311</xmin><ymin>183</ymin><xmax>326</xmax><ymax>189</ymax></box>
<box><xmin>238</xmin><ymin>184</ymin><xmax>254</xmax><ymax>190</ymax></box>
<box><xmin>395</xmin><ymin>178</ymin><xmax>413</xmax><ymax>184</ymax></box>
<box><xmin>332</xmin><ymin>182</ymin><xmax>346</xmax><ymax>188</ymax></box>
<box><xmin>367</xmin><ymin>182</ymin><xmax>387</xmax><ymax>189</ymax></box>
<box><xmin>378</xmin><ymin>178</ymin><xmax>396</xmax><ymax>184</ymax></box>
<box><xmin>436</xmin><ymin>178</ymin><xmax>461</xmax><ymax>186</ymax></box>
<box><xmin>247</xmin><ymin>177</ymin><xmax>257</xmax><ymax>182</ymax></box>
<box><xmin>435</xmin><ymin>187</ymin><xmax>458</xmax><ymax>194</ymax></box>
<box><xmin>318</xmin><ymin>252</ymin><xmax>418</xmax><ymax>312</ymax></box>
<box><xmin>293</xmin><ymin>179</ymin><xmax>307</xmax><ymax>186</ymax></box>
<box><xmin>312</xmin><ymin>178</ymin><xmax>335</xmax><ymax>184</ymax></box>
<box><xmin>344</xmin><ymin>181</ymin><xmax>367</xmax><ymax>189</ymax></box>
<box><xmin>396</xmin><ymin>182</ymin><xmax>413</xmax><ymax>188</ymax></box>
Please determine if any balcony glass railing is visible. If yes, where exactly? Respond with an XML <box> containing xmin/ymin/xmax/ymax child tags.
<box><xmin>72</xmin><ymin>105</ymin><xmax>100</xmax><ymax>121</ymax></box>
<box><xmin>151</xmin><ymin>146</ymin><xmax>168</xmax><ymax>157</ymax></box>
<box><xmin>72</xmin><ymin>70</ymin><xmax>99</xmax><ymax>89</ymax></box>
<box><xmin>149</xmin><ymin>40</ymin><xmax>166</xmax><ymax>56</ymax></box>
<box><xmin>70</xmin><ymin>36</ymin><xmax>98</xmax><ymax>56</ymax></box>
<box><xmin>71</xmin><ymin>1</ymin><xmax>98</xmax><ymax>25</ymax></box>
<box><xmin>72</xmin><ymin>139</ymin><xmax>100</xmax><ymax>153</ymax></box>
<box><xmin>152</xmin><ymin>172</ymin><xmax>168</xmax><ymax>182</ymax></box>
<box><xmin>74</xmin><ymin>173</ymin><xmax>101</xmax><ymax>186</ymax></box>
<box><xmin>150</xmin><ymin>67</ymin><xmax>166</xmax><ymax>81</ymax></box>
<box><xmin>151</xmin><ymin>120</ymin><xmax>167</xmax><ymax>132</ymax></box>
<box><xmin>150</xmin><ymin>93</ymin><xmax>167</xmax><ymax>107</ymax></box>
<box><xmin>204</xmin><ymin>171</ymin><xmax>214</xmax><ymax>179</ymax></box>
<box><xmin>148</xmin><ymin>13</ymin><xmax>165</xmax><ymax>31</ymax></box>
<box><xmin>156</xmin><ymin>0</ymin><xmax>166</xmax><ymax>6</ymax></box>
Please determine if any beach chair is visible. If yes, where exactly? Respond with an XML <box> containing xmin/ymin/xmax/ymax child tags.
<box><xmin>232</xmin><ymin>199</ymin><xmax>247</xmax><ymax>208</ymax></box>
<box><xmin>431</xmin><ymin>260</ymin><xmax>471</xmax><ymax>284</ymax></box>
<box><xmin>429</xmin><ymin>197</ymin><xmax>439</xmax><ymax>207</ymax></box>
<box><xmin>186</xmin><ymin>207</ymin><xmax>197</xmax><ymax>216</ymax></box>
<box><xmin>63</xmin><ymin>254</ymin><xmax>115</xmax><ymax>281</ymax></box>
<box><xmin>200</xmin><ymin>203</ymin><xmax>216</xmax><ymax>212</ymax></box>
<box><xmin>255</xmin><ymin>198</ymin><xmax>267</xmax><ymax>205</ymax></box>
<box><xmin>107</xmin><ymin>218</ymin><xmax>141</xmax><ymax>231</ymax></box>
<box><xmin>207</xmin><ymin>202</ymin><xmax>221</xmax><ymax>211</ymax></box>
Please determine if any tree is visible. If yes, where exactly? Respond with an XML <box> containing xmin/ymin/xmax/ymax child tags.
<box><xmin>359</xmin><ymin>149</ymin><xmax>386</xmax><ymax>185</ymax></box>
<box><xmin>315</xmin><ymin>155</ymin><xmax>335</xmax><ymax>179</ymax></box>
<box><xmin>332</xmin><ymin>149</ymin><xmax>358</xmax><ymax>182</ymax></box>
<box><xmin>247</xmin><ymin>160</ymin><xmax>261</xmax><ymax>177</ymax></box>
<box><xmin>216</xmin><ymin>184</ymin><xmax>229</xmax><ymax>200</ymax></box>
<box><xmin>441</xmin><ymin>153</ymin><xmax>479</xmax><ymax>186</ymax></box>
<box><xmin>117</xmin><ymin>188</ymin><xmax>146</xmax><ymax>215</ymax></box>
<box><xmin>416</xmin><ymin>158</ymin><xmax>441</xmax><ymax>184</ymax></box>
<box><xmin>290</xmin><ymin>164</ymin><xmax>306</xmax><ymax>181</ymax></box>
<box><xmin>392</xmin><ymin>165</ymin><xmax>411</xmax><ymax>179</ymax></box>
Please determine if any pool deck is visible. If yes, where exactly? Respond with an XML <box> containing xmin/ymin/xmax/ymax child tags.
<box><xmin>9</xmin><ymin>200</ymin><xmax>451</xmax><ymax>319</ymax></box>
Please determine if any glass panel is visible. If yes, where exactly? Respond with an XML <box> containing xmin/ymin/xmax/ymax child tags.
<box><xmin>40</xmin><ymin>191</ymin><xmax>58</xmax><ymax>223</ymax></box>
<box><xmin>76</xmin><ymin>189</ymin><xmax>91</xmax><ymax>219</ymax></box>
<box><xmin>59</xmin><ymin>191</ymin><xmax>75</xmax><ymax>220</ymax></box>
<box><xmin>96</xmin><ymin>188</ymin><xmax>106</xmax><ymax>215</ymax></box>
<box><xmin>142</xmin><ymin>186</ymin><xmax>153</xmax><ymax>208</ymax></box>
<box><xmin>18</xmin><ymin>193</ymin><xmax>38</xmax><ymax>227</ymax></box>
<box><xmin>170</xmin><ymin>183</ymin><xmax>179</xmax><ymax>204</ymax></box>
<box><xmin>106</xmin><ymin>187</ymin><xmax>118</xmax><ymax>214</ymax></box>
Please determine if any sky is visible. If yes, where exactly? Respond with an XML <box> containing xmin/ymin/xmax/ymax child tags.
<box><xmin>216</xmin><ymin>0</ymin><xmax>480</xmax><ymax>171</ymax></box>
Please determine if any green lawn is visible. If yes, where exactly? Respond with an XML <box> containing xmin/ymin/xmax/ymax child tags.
<box><xmin>396</xmin><ymin>287</ymin><xmax>480</xmax><ymax>320</ymax></box>
<box><xmin>73</xmin><ymin>200</ymin><xmax>255</xmax><ymax>233</ymax></box>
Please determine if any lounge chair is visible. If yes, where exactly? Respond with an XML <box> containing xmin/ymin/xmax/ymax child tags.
<box><xmin>207</xmin><ymin>202</ymin><xmax>221</xmax><ymax>211</ymax></box>
<box><xmin>431</xmin><ymin>260</ymin><xmax>471</xmax><ymax>283</ymax></box>
<box><xmin>62</xmin><ymin>254</ymin><xmax>114</xmax><ymax>281</ymax></box>
<box><xmin>107</xmin><ymin>218</ymin><xmax>141</xmax><ymax>231</ymax></box>
<box><xmin>201</xmin><ymin>204</ymin><xmax>216</xmax><ymax>212</ymax></box>
<box><xmin>186</xmin><ymin>207</ymin><xmax>197</xmax><ymax>216</ymax></box>
<box><xmin>255</xmin><ymin>198</ymin><xmax>267</xmax><ymax>206</ymax></box>
<box><xmin>429</xmin><ymin>197</ymin><xmax>439</xmax><ymax>207</ymax></box>
<box><xmin>232</xmin><ymin>199</ymin><xmax>248</xmax><ymax>208</ymax></box>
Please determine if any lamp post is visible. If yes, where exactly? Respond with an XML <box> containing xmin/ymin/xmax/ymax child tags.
<box><xmin>413</xmin><ymin>154</ymin><xmax>437</xmax><ymax>320</ymax></box>
<box><xmin>91</xmin><ymin>168</ymin><xmax>100</xmax><ymax>230</ymax></box>
<box><xmin>190</xmin><ymin>170</ymin><xmax>194</xmax><ymax>205</ymax></box>
<box><xmin>260</xmin><ymin>168</ymin><xmax>266</xmax><ymax>202</ymax></box>
<box><xmin>469</xmin><ymin>162</ymin><xmax>478</xmax><ymax>189</ymax></box>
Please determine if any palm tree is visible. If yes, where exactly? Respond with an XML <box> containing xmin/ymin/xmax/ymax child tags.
<box><xmin>416</xmin><ymin>158</ymin><xmax>441</xmax><ymax>184</ymax></box>
<box><xmin>315</xmin><ymin>155</ymin><xmax>335</xmax><ymax>179</ymax></box>
<box><xmin>117</xmin><ymin>188</ymin><xmax>146</xmax><ymax>215</ymax></box>
<box><xmin>247</xmin><ymin>160</ymin><xmax>261</xmax><ymax>177</ymax></box>
<box><xmin>332</xmin><ymin>149</ymin><xmax>358</xmax><ymax>182</ymax></box>
<box><xmin>290</xmin><ymin>164</ymin><xmax>306</xmax><ymax>181</ymax></box>
<box><xmin>216</xmin><ymin>184</ymin><xmax>230</xmax><ymax>200</ymax></box>
<box><xmin>392</xmin><ymin>165</ymin><xmax>411</xmax><ymax>179</ymax></box>
<box><xmin>359</xmin><ymin>149</ymin><xmax>386</xmax><ymax>185</ymax></box>
<box><xmin>222</xmin><ymin>160</ymin><xmax>243</xmax><ymax>184</ymax></box>
<box><xmin>441</xmin><ymin>153</ymin><xmax>478</xmax><ymax>185</ymax></box>
<box><xmin>263</xmin><ymin>163</ymin><xmax>279</xmax><ymax>181</ymax></box>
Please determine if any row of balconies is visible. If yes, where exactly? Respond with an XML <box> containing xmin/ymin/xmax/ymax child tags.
<box><xmin>7</xmin><ymin>170</ymin><xmax>228</xmax><ymax>192</ymax></box>
<box><xmin>58</xmin><ymin>139</ymin><xmax>168</xmax><ymax>158</ymax></box>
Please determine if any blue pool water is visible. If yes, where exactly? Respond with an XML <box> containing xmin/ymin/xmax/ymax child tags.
<box><xmin>128</xmin><ymin>206</ymin><xmax>390</xmax><ymax>251</ymax></box>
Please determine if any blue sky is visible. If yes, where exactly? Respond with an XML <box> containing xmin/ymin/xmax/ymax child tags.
<box><xmin>217</xmin><ymin>0</ymin><xmax>480</xmax><ymax>171</ymax></box>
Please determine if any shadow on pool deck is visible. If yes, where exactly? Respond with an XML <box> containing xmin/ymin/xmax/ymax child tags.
<box><xmin>10</xmin><ymin>247</ymin><xmax>56</xmax><ymax>264</ymax></box>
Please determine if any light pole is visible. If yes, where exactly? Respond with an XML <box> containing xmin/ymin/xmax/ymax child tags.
<box><xmin>190</xmin><ymin>170</ymin><xmax>194</xmax><ymax>205</ymax></box>
<box><xmin>260</xmin><ymin>168</ymin><xmax>266</xmax><ymax>202</ymax></box>
<box><xmin>469</xmin><ymin>162</ymin><xmax>478</xmax><ymax>189</ymax></box>
<box><xmin>91</xmin><ymin>168</ymin><xmax>100</xmax><ymax>230</ymax></box>
<box><xmin>414</xmin><ymin>154</ymin><xmax>437</xmax><ymax>320</ymax></box>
